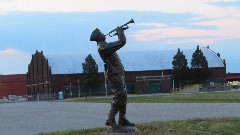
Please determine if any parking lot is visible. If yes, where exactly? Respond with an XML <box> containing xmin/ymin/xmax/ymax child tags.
<box><xmin>1</xmin><ymin>102</ymin><xmax>240</xmax><ymax>135</ymax></box>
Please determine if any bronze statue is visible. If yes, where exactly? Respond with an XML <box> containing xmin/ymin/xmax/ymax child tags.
<box><xmin>90</xmin><ymin>20</ymin><xmax>135</xmax><ymax>128</ymax></box>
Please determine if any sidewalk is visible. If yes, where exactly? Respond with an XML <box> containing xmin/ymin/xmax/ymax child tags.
<box><xmin>1</xmin><ymin>102</ymin><xmax>240</xmax><ymax>135</ymax></box>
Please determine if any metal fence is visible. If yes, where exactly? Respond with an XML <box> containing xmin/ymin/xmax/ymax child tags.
<box><xmin>0</xmin><ymin>94</ymin><xmax>60</xmax><ymax>103</ymax></box>
<box><xmin>27</xmin><ymin>94</ymin><xmax>59</xmax><ymax>101</ymax></box>
<box><xmin>59</xmin><ymin>83</ymin><xmax>135</xmax><ymax>98</ymax></box>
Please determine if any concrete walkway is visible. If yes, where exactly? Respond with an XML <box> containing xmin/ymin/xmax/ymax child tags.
<box><xmin>0</xmin><ymin>102</ymin><xmax>240</xmax><ymax>135</ymax></box>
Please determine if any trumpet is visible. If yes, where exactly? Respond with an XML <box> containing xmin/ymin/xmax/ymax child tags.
<box><xmin>105</xmin><ymin>19</ymin><xmax>135</xmax><ymax>37</ymax></box>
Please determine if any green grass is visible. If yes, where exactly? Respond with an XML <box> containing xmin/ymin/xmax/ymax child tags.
<box><xmin>66</xmin><ymin>91</ymin><xmax>240</xmax><ymax>103</ymax></box>
<box><xmin>39</xmin><ymin>117</ymin><xmax>240</xmax><ymax>135</ymax></box>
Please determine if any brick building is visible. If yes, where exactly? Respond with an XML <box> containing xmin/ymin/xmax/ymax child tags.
<box><xmin>226</xmin><ymin>73</ymin><xmax>240</xmax><ymax>82</ymax></box>
<box><xmin>27</xmin><ymin>47</ymin><xmax>226</xmax><ymax>96</ymax></box>
<box><xmin>0</xmin><ymin>74</ymin><xmax>27</xmax><ymax>97</ymax></box>
<box><xmin>27</xmin><ymin>51</ymin><xmax>52</xmax><ymax>96</ymax></box>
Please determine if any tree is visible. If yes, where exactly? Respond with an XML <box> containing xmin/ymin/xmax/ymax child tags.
<box><xmin>172</xmin><ymin>48</ymin><xmax>189</xmax><ymax>88</ymax></box>
<box><xmin>190</xmin><ymin>45</ymin><xmax>210</xmax><ymax>83</ymax></box>
<box><xmin>82</xmin><ymin>54</ymin><xmax>100</xmax><ymax>95</ymax></box>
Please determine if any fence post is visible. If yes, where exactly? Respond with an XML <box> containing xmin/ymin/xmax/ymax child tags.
<box><xmin>78</xmin><ymin>79</ymin><xmax>80</xmax><ymax>98</ymax></box>
<box><xmin>173</xmin><ymin>79</ymin><xmax>175</xmax><ymax>92</ymax></box>
<box><xmin>37</xmin><ymin>94</ymin><xmax>39</xmax><ymax>101</ymax></box>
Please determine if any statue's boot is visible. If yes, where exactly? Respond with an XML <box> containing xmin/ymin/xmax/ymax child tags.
<box><xmin>105</xmin><ymin>113</ymin><xmax>117</xmax><ymax>127</ymax></box>
<box><xmin>118</xmin><ymin>93</ymin><xmax>135</xmax><ymax>126</ymax></box>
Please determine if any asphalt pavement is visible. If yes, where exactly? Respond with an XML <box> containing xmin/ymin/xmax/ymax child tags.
<box><xmin>0</xmin><ymin>102</ymin><xmax>240</xmax><ymax>135</ymax></box>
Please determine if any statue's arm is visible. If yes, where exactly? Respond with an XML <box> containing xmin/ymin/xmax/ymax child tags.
<box><xmin>101</xmin><ymin>28</ymin><xmax>126</xmax><ymax>54</ymax></box>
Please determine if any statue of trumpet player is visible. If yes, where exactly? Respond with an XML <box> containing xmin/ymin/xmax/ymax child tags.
<box><xmin>90</xmin><ymin>20</ymin><xmax>135</xmax><ymax>128</ymax></box>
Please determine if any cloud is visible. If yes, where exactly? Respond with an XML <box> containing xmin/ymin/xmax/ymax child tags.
<box><xmin>0</xmin><ymin>0</ymin><xmax>239</xmax><ymax>18</ymax></box>
<box><xmin>0</xmin><ymin>0</ymin><xmax>239</xmax><ymax>74</ymax></box>
<box><xmin>1</xmin><ymin>0</ymin><xmax>239</xmax><ymax>45</ymax></box>
<box><xmin>132</xmin><ymin>26</ymin><xmax>219</xmax><ymax>43</ymax></box>
<box><xmin>0</xmin><ymin>48</ymin><xmax>31</xmax><ymax>74</ymax></box>
<box><xmin>130</xmin><ymin>0</ymin><xmax>240</xmax><ymax>45</ymax></box>
<box><xmin>0</xmin><ymin>48</ymin><xmax>16</xmax><ymax>54</ymax></box>
<box><xmin>193</xmin><ymin>18</ymin><xmax>240</xmax><ymax>39</ymax></box>
<box><xmin>138</xmin><ymin>23</ymin><xmax>167</xmax><ymax>28</ymax></box>
<box><xmin>133</xmin><ymin>15</ymin><xmax>240</xmax><ymax>44</ymax></box>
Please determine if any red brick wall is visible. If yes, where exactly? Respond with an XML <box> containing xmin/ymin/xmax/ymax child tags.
<box><xmin>0</xmin><ymin>74</ymin><xmax>27</xmax><ymax>97</ymax></box>
<box><xmin>51</xmin><ymin>74</ymin><xmax>83</xmax><ymax>92</ymax></box>
<box><xmin>51</xmin><ymin>73</ymin><xmax>105</xmax><ymax>92</ymax></box>
<box><xmin>208</xmin><ymin>67</ymin><xmax>226</xmax><ymax>80</ymax></box>
<box><xmin>50</xmin><ymin>67</ymin><xmax>226</xmax><ymax>93</ymax></box>
<box><xmin>226</xmin><ymin>73</ymin><xmax>240</xmax><ymax>81</ymax></box>
<box><xmin>125</xmin><ymin>68</ymin><xmax>226</xmax><ymax>83</ymax></box>
<box><xmin>125</xmin><ymin>70</ymin><xmax>172</xmax><ymax>83</ymax></box>
<box><xmin>0</xmin><ymin>66</ymin><xmax>225</xmax><ymax>97</ymax></box>
<box><xmin>49</xmin><ymin>68</ymin><xmax>226</xmax><ymax>92</ymax></box>
<box><xmin>51</xmin><ymin>70</ymin><xmax>170</xmax><ymax>90</ymax></box>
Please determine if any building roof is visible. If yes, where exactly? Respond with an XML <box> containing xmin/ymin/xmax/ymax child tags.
<box><xmin>46</xmin><ymin>48</ymin><xmax>225</xmax><ymax>74</ymax></box>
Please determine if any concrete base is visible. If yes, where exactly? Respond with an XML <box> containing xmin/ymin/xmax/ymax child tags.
<box><xmin>106</xmin><ymin>125</ymin><xmax>138</xmax><ymax>135</ymax></box>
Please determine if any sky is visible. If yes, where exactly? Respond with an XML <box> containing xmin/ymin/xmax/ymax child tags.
<box><xmin>0</xmin><ymin>0</ymin><xmax>240</xmax><ymax>74</ymax></box>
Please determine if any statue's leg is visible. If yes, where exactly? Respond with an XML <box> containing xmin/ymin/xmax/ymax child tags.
<box><xmin>105</xmin><ymin>74</ymin><xmax>124</xmax><ymax>127</ymax></box>
<box><xmin>118</xmin><ymin>92</ymin><xmax>135</xmax><ymax>126</ymax></box>
<box><xmin>118</xmin><ymin>92</ymin><xmax>127</xmax><ymax>119</ymax></box>
<box><xmin>118</xmin><ymin>74</ymin><xmax>135</xmax><ymax>126</ymax></box>
<box><xmin>105</xmin><ymin>94</ymin><xmax>118</xmax><ymax>127</ymax></box>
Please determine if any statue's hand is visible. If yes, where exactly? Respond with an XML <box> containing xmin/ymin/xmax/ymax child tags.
<box><xmin>116</xmin><ymin>26</ymin><xmax>123</xmax><ymax>33</ymax></box>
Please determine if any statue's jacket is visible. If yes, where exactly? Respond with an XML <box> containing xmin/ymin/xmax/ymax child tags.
<box><xmin>97</xmin><ymin>30</ymin><xmax>126</xmax><ymax>77</ymax></box>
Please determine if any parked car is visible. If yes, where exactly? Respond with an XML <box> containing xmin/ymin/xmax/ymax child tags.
<box><xmin>8</xmin><ymin>95</ymin><xmax>20</xmax><ymax>101</ymax></box>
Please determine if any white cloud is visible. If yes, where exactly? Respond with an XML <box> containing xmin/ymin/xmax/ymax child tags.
<box><xmin>138</xmin><ymin>23</ymin><xmax>167</xmax><ymax>28</ymax></box>
<box><xmin>132</xmin><ymin>26</ymin><xmax>221</xmax><ymax>42</ymax></box>
<box><xmin>132</xmin><ymin>17</ymin><xmax>240</xmax><ymax>44</ymax></box>
<box><xmin>0</xmin><ymin>0</ymin><xmax>239</xmax><ymax>48</ymax></box>
<box><xmin>193</xmin><ymin>18</ymin><xmax>240</xmax><ymax>39</ymax></box>
<box><xmin>0</xmin><ymin>48</ymin><xmax>31</xmax><ymax>74</ymax></box>
<box><xmin>0</xmin><ymin>0</ymin><xmax>239</xmax><ymax>19</ymax></box>
<box><xmin>129</xmin><ymin>0</ymin><xmax>240</xmax><ymax>44</ymax></box>
<box><xmin>0</xmin><ymin>48</ymin><xmax>16</xmax><ymax>54</ymax></box>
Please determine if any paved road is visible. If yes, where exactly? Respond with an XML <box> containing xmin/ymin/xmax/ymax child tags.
<box><xmin>0</xmin><ymin>102</ymin><xmax>240</xmax><ymax>135</ymax></box>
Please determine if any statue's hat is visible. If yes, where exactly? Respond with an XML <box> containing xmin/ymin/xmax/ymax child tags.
<box><xmin>90</xmin><ymin>28</ymin><xmax>102</xmax><ymax>41</ymax></box>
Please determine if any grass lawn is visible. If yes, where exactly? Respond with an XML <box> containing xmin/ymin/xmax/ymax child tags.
<box><xmin>39</xmin><ymin>117</ymin><xmax>240</xmax><ymax>135</ymax></box>
<box><xmin>65</xmin><ymin>91</ymin><xmax>240</xmax><ymax>103</ymax></box>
